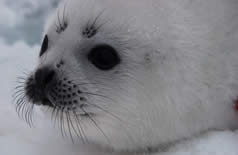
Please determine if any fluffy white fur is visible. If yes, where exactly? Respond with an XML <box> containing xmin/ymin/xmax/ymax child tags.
<box><xmin>9</xmin><ymin>0</ymin><xmax>238</xmax><ymax>154</ymax></box>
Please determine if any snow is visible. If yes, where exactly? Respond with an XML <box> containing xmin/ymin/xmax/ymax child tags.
<box><xmin>160</xmin><ymin>131</ymin><xmax>238</xmax><ymax>155</ymax></box>
<box><xmin>0</xmin><ymin>40</ymin><xmax>238</xmax><ymax>155</ymax></box>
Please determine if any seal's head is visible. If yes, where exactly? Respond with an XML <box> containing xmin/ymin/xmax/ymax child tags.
<box><xmin>16</xmin><ymin>0</ymin><xmax>238</xmax><ymax>152</ymax></box>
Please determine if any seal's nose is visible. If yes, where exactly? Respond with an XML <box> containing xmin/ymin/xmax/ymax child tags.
<box><xmin>34</xmin><ymin>67</ymin><xmax>56</xmax><ymax>88</ymax></box>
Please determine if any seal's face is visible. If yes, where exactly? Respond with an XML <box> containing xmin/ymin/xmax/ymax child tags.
<box><xmin>16</xmin><ymin>0</ymin><xmax>238</xmax><ymax>152</ymax></box>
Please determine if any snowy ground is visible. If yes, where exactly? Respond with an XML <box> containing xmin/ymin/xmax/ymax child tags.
<box><xmin>1</xmin><ymin>38</ymin><xmax>238</xmax><ymax>155</ymax></box>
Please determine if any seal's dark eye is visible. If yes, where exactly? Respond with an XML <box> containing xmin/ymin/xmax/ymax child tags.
<box><xmin>39</xmin><ymin>35</ymin><xmax>49</xmax><ymax>57</ymax></box>
<box><xmin>88</xmin><ymin>44</ymin><xmax>120</xmax><ymax>71</ymax></box>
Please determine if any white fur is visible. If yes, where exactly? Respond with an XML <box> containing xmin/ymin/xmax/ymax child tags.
<box><xmin>36</xmin><ymin>0</ymin><xmax>238</xmax><ymax>154</ymax></box>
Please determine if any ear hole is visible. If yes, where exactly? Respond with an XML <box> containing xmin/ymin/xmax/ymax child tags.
<box><xmin>39</xmin><ymin>35</ymin><xmax>49</xmax><ymax>57</ymax></box>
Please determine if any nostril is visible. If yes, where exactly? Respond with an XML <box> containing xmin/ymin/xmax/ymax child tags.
<box><xmin>44</xmin><ymin>70</ymin><xmax>55</xmax><ymax>85</ymax></box>
<box><xmin>35</xmin><ymin>67</ymin><xmax>56</xmax><ymax>87</ymax></box>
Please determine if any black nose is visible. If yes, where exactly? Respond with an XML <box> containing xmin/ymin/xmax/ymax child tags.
<box><xmin>34</xmin><ymin>67</ymin><xmax>56</xmax><ymax>88</ymax></box>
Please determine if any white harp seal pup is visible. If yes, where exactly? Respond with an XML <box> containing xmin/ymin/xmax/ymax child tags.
<box><xmin>15</xmin><ymin>0</ymin><xmax>238</xmax><ymax>154</ymax></box>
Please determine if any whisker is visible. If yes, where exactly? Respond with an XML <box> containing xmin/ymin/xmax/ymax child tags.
<box><xmin>14</xmin><ymin>97</ymin><xmax>24</xmax><ymax>110</ymax></box>
<box><xmin>51</xmin><ymin>106</ymin><xmax>58</xmax><ymax>127</ymax></box>
<box><xmin>85</xmin><ymin>100</ymin><xmax>123</xmax><ymax>123</ymax></box>
<box><xmin>60</xmin><ymin>108</ymin><xmax>67</xmax><ymax>138</ymax></box>
<box><xmin>82</xmin><ymin>91</ymin><xmax>116</xmax><ymax>103</ymax></box>
<box><xmin>57</xmin><ymin>9</ymin><xmax>62</xmax><ymax>31</ymax></box>
<box><xmin>28</xmin><ymin>103</ymin><xmax>35</xmax><ymax>127</ymax></box>
<box><xmin>13</xmin><ymin>91</ymin><xmax>25</xmax><ymax>103</ymax></box>
<box><xmin>25</xmin><ymin>102</ymin><xmax>34</xmax><ymax>127</ymax></box>
<box><xmin>55</xmin><ymin>22</ymin><xmax>60</xmax><ymax>32</ymax></box>
<box><xmin>13</xmin><ymin>88</ymin><xmax>25</xmax><ymax>96</ymax></box>
<box><xmin>62</xmin><ymin>1</ymin><xmax>68</xmax><ymax>27</ymax></box>
<box><xmin>16</xmin><ymin>95</ymin><xmax>26</xmax><ymax>114</ymax></box>
<box><xmin>65</xmin><ymin>111</ymin><xmax>74</xmax><ymax>143</ymax></box>
<box><xmin>15</xmin><ymin>81</ymin><xmax>26</xmax><ymax>84</ymax></box>
<box><xmin>15</xmin><ymin>85</ymin><xmax>25</xmax><ymax>90</ymax></box>
<box><xmin>70</xmin><ymin>79</ymin><xmax>99</xmax><ymax>86</ymax></box>
<box><xmin>72</xmin><ymin>111</ymin><xmax>87</xmax><ymax>143</ymax></box>
<box><xmin>81</xmin><ymin>108</ymin><xmax>110</xmax><ymax>144</ymax></box>
<box><xmin>21</xmin><ymin>99</ymin><xmax>29</xmax><ymax>121</ymax></box>
<box><xmin>54</xmin><ymin>107</ymin><xmax>61</xmax><ymax>128</ymax></box>
<box><xmin>68</xmin><ymin>111</ymin><xmax>83</xmax><ymax>142</ymax></box>
<box><xmin>92</xmin><ymin>9</ymin><xmax>105</xmax><ymax>29</ymax></box>
<box><xmin>16</xmin><ymin>77</ymin><xmax>27</xmax><ymax>81</ymax></box>
<box><xmin>22</xmin><ymin>71</ymin><xmax>30</xmax><ymax>76</ymax></box>
<box><xmin>95</xmin><ymin>19</ymin><xmax>110</xmax><ymax>32</ymax></box>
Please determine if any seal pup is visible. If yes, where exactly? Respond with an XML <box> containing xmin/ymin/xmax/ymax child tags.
<box><xmin>15</xmin><ymin>0</ymin><xmax>238</xmax><ymax>154</ymax></box>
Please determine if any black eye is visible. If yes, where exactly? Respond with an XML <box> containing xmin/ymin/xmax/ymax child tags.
<box><xmin>39</xmin><ymin>35</ymin><xmax>49</xmax><ymax>57</ymax></box>
<box><xmin>88</xmin><ymin>44</ymin><xmax>121</xmax><ymax>71</ymax></box>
